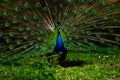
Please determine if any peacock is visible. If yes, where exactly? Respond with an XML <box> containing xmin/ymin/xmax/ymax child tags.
<box><xmin>0</xmin><ymin>0</ymin><xmax>120</xmax><ymax>59</ymax></box>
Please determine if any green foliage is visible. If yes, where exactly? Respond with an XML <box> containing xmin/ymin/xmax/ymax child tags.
<box><xmin>53</xmin><ymin>52</ymin><xmax>120</xmax><ymax>80</ymax></box>
<box><xmin>0</xmin><ymin>55</ymin><xmax>55</xmax><ymax>80</ymax></box>
<box><xmin>1</xmin><ymin>51</ymin><xmax>120</xmax><ymax>80</ymax></box>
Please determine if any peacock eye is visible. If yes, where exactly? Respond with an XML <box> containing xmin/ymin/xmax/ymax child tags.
<box><xmin>33</xmin><ymin>15</ymin><xmax>39</xmax><ymax>20</ymax></box>
<box><xmin>24</xmin><ymin>15</ymin><xmax>29</xmax><ymax>20</ymax></box>
<box><xmin>29</xmin><ymin>41</ymin><xmax>34</xmax><ymax>45</ymax></box>
<box><xmin>35</xmin><ymin>2</ymin><xmax>42</xmax><ymax>8</ymax></box>
<box><xmin>87</xmin><ymin>0</ymin><xmax>93</xmax><ymax>3</ymax></box>
<box><xmin>63</xmin><ymin>13</ymin><xmax>67</xmax><ymax>18</ymax></box>
<box><xmin>26</xmin><ymin>26</ymin><xmax>32</xmax><ymax>31</ymax></box>
<box><xmin>100</xmin><ymin>16</ymin><xmax>107</xmax><ymax>20</ymax></box>
<box><xmin>111</xmin><ymin>18</ymin><xmax>117</xmax><ymax>22</ymax></box>
<box><xmin>12</xmin><ymin>19</ymin><xmax>19</xmax><ymax>24</ymax></box>
<box><xmin>109</xmin><ymin>3</ymin><xmax>113</xmax><ymax>8</ymax></box>
<box><xmin>5</xmin><ymin>22</ymin><xmax>11</xmax><ymax>27</ymax></box>
<box><xmin>16</xmin><ymin>40</ymin><xmax>22</xmax><ymax>45</ymax></box>
<box><xmin>24</xmin><ymin>2</ymin><xmax>30</xmax><ymax>8</ymax></box>
<box><xmin>82</xmin><ymin>20</ymin><xmax>87</xmax><ymax>25</ymax></box>
<box><xmin>3</xmin><ymin>0</ymin><xmax>11</xmax><ymax>3</ymax></box>
<box><xmin>43</xmin><ymin>7</ymin><xmax>49</xmax><ymax>13</ymax></box>
<box><xmin>23</xmin><ymin>35</ymin><xmax>29</xmax><ymax>40</ymax></box>
<box><xmin>9</xmin><ymin>45</ymin><xmax>14</xmax><ymax>50</ymax></box>
<box><xmin>91</xmin><ymin>10</ymin><xmax>96</xmax><ymax>16</ymax></box>
<box><xmin>78</xmin><ymin>0</ymin><xmax>84</xmax><ymax>3</ymax></box>
<box><xmin>6</xmin><ymin>38</ymin><xmax>11</xmax><ymax>43</ymax></box>
<box><xmin>98</xmin><ymin>1</ymin><xmax>104</xmax><ymax>6</ymax></box>
<box><xmin>73</xmin><ymin>21</ymin><xmax>79</xmax><ymax>26</ymax></box>
<box><xmin>30</xmin><ymin>31</ymin><xmax>35</xmax><ymax>36</ymax></box>
<box><xmin>64</xmin><ymin>22</ymin><xmax>69</xmax><ymax>27</ymax></box>
<box><xmin>23</xmin><ymin>45</ymin><xmax>28</xmax><ymax>49</ymax></box>
<box><xmin>36</xmin><ymin>23</ymin><xmax>42</xmax><ymax>28</ymax></box>
<box><xmin>35</xmin><ymin>44</ymin><xmax>40</xmax><ymax>49</ymax></box>
<box><xmin>52</xmin><ymin>12</ymin><xmax>57</xmax><ymax>17</ymax></box>
<box><xmin>96</xmin><ymin>34</ymin><xmax>100</xmax><ymax>38</ymax></box>
<box><xmin>39</xmin><ymin>31</ymin><xmax>43</xmax><ymax>34</ymax></box>
<box><xmin>37</xmin><ymin>37</ymin><xmax>41</xmax><ymax>41</ymax></box>
<box><xmin>108</xmin><ymin>29</ymin><xmax>113</xmax><ymax>33</ymax></box>
<box><xmin>82</xmin><ymin>9</ymin><xmax>88</xmax><ymax>14</ymax></box>
<box><xmin>15</xmin><ymin>7</ymin><xmax>21</xmax><ymax>12</ymax></box>
<box><xmin>115</xmin><ymin>37</ymin><xmax>120</xmax><ymax>42</ymax></box>
<box><xmin>19</xmin><ymin>27</ymin><xmax>24</xmax><ymax>31</ymax></box>
<box><xmin>72</xmin><ymin>10</ymin><xmax>77</xmax><ymax>16</ymax></box>
<box><xmin>9</xmin><ymin>32</ymin><xmax>14</xmax><ymax>37</ymax></box>
<box><xmin>59</xmin><ymin>4</ymin><xmax>63</xmax><ymax>9</ymax></box>
<box><xmin>86</xmin><ymin>31</ymin><xmax>91</xmax><ymax>36</ymax></box>
<box><xmin>3</xmin><ymin>11</ymin><xmax>10</xmax><ymax>16</ymax></box>
<box><xmin>84</xmin><ymin>39</ymin><xmax>88</xmax><ymax>43</ymax></box>
<box><xmin>52</xmin><ymin>0</ymin><xmax>58</xmax><ymax>3</ymax></box>
<box><xmin>100</xmin><ymin>39</ymin><xmax>104</xmax><ymax>44</ymax></box>
<box><xmin>81</xmin><ymin>30</ymin><xmax>85</xmax><ymax>34</ymax></box>
<box><xmin>66</xmin><ymin>0</ymin><xmax>72</xmax><ymax>5</ymax></box>
<box><xmin>0</xmin><ymin>32</ymin><xmax>3</xmax><ymax>37</ymax></box>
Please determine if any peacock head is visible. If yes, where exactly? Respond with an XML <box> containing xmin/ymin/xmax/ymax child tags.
<box><xmin>57</xmin><ymin>21</ymin><xmax>60</xmax><ymax>25</ymax></box>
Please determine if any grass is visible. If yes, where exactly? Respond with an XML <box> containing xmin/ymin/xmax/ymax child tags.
<box><xmin>53</xmin><ymin>52</ymin><xmax>120</xmax><ymax>80</ymax></box>
<box><xmin>0</xmin><ymin>52</ymin><xmax>120</xmax><ymax>80</ymax></box>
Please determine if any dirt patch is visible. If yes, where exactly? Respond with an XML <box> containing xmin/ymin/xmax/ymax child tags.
<box><xmin>116</xmin><ymin>63</ymin><xmax>120</xmax><ymax>67</ymax></box>
<box><xmin>113</xmin><ymin>78</ymin><xmax>120</xmax><ymax>80</ymax></box>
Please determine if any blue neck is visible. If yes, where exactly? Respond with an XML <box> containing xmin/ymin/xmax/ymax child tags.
<box><xmin>58</xmin><ymin>25</ymin><xmax>60</xmax><ymax>30</ymax></box>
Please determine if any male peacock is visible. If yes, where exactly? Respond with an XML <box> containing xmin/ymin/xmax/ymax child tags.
<box><xmin>0</xmin><ymin>0</ymin><xmax>120</xmax><ymax>57</ymax></box>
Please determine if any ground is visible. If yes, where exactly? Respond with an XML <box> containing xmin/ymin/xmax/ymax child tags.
<box><xmin>0</xmin><ymin>52</ymin><xmax>120</xmax><ymax>80</ymax></box>
<box><xmin>53</xmin><ymin>52</ymin><xmax>120</xmax><ymax>80</ymax></box>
